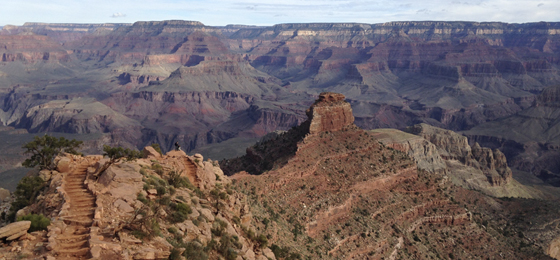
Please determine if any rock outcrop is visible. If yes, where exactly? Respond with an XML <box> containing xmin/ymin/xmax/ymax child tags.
<box><xmin>0</xmin><ymin>221</ymin><xmax>31</xmax><ymax>241</ymax></box>
<box><xmin>369</xmin><ymin>127</ymin><xmax>541</xmax><ymax>198</ymax></box>
<box><xmin>222</xmin><ymin>92</ymin><xmax>549</xmax><ymax>260</ymax></box>
<box><xmin>369</xmin><ymin>128</ymin><xmax>446</xmax><ymax>174</ymax></box>
<box><xmin>306</xmin><ymin>92</ymin><xmax>354</xmax><ymax>134</ymax></box>
<box><xmin>406</xmin><ymin>123</ymin><xmax>512</xmax><ymax>186</ymax></box>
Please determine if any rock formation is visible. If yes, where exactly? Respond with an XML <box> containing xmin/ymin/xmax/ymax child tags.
<box><xmin>306</xmin><ymin>92</ymin><xmax>354</xmax><ymax>134</ymax></box>
<box><xmin>0</xmin><ymin>221</ymin><xmax>31</xmax><ymax>241</ymax></box>
<box><xmin>406</xmin><ymin>123</ymin><xmax>512</xmax><ymax>186</ymax></box>
<box><xmin>1</xmin><ymin>92</ymin><xmax>559</xmax><ymax>259</ymax></box>
<box><xmin>368</xmin><ymin>128</ymin><xmax>447</xmax><ymax>174</ymax></box>
<box><xmin>464</xmin><ymin>84</ymin><xmax>560</xmax><ymax>185</ymax></box>
<box><xmin>221</xmin><ymin>92</ymin><xmax>554</xmax><ymax>259</ymax></box>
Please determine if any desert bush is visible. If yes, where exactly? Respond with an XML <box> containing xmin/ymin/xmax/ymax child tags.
<box><xmin>218</xmin><ymin>235</ymin><xmax>239</xmax><ymax>260</ymax></box>
<box><xmin>17</xmin><ymin>214</ymin><xmax>50</xmax><ymax>232</ymax></box>
<box><xmin>168</xmin><ymin>248</ymin><xmax>182</xmax><ymax>260</ymax></box>
<box><xmin>183</xmin><ymin>241</ymin><xmax>208</xmax><ymax>260</ymax></box>
<box><xmin>212</xmin><ymin>219</ymin><xmax>228</xmax><ymax>236</ymax></box>
<box><xmin>151</xmin><ymin>163</ymin><xmax>164</xmax><ymax>175</ymax></box>
<box><xmin>169</xmin><ymin>202</ymin><xmax>191</xmax><ymax>223</ymax></box>
<box><xmin>8</xmin><ymin>176</ymin><xmax>45</xmax><ymax>221</ymax></box>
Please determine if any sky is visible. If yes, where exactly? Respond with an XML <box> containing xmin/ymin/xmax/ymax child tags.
<box><xmin>1</xmin><ymin>0</ymin><xmax>559</xmax><ymax>27</ymax></box>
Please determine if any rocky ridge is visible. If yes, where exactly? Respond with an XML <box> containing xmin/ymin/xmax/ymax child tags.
<box><xmin>1</xmin><ymin>93</ymin><xmax>560</xmax><ymax>259</ymax></box>
<box><xmin>0</xmin><ymin>146</ymin><xmax>276</xmax><ymax>260</ymax></box>
<box><xmin>407</xmin><ymin>123</ymin><xmax>512</xmax><ymax>186</ymax></box>
<box><xmin>223</xmin><ymin>93</ymin><xmax>555</xmax><ymax>259</ymax></box>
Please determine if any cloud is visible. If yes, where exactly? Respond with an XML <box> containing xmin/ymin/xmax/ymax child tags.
<box><xmin>537</xmin><ymin>3</ymin><xmax>544</xmax><ymax>7</ymax></box>
<box><xmin>110</xmin><ymin>12</ymin><xmax>127</xmax><ymax>18</ymax></box>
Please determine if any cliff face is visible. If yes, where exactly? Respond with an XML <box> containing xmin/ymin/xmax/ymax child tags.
<box><xmin>0</xmin><ymin>35</ymin><xmax>71</xmax><ymax>63</ymax></box>
<box><xmin>406</xmin><ymin>123</ymin><xmax>512</xmax><ymax>186</ymax></box>
<box><xmin>368</xmin><ymin>128</ymin><xmax>447</xmax><ymax>174</ymax></box>
<box><xmin>463</xmin><ymin>84</ymin><xmax>560</xmax><ymax>185</ymax></box>
<box><xmin>306</xmin><ymin>92</ymin><xmax>354</xmax><ymax>134</ymax></box>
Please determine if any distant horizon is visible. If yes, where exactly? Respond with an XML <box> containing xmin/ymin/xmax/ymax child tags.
<box><xmin>2</xmin><ymin>19</ymin><xmax>560</xmax><ymax>28</ymax></box>
<box><xmin>2</xmin><ymin>0</ymin><xmax>559</xmax><ymax>27</ymax></box>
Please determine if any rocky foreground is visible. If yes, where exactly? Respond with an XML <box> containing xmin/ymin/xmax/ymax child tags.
<box><xmin>1</xmin><ymin>92</ymin><xmax>560</xmax><ymax>259</ymax></box>
<box><xmin>0</xmin><ymin>145</ymin><xmax>277</xmax><ymax>259</ymax></box>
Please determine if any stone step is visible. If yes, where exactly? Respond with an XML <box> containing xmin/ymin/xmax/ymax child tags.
<box><xmin>62</xmin><ymin>218</ymin><xmax>93</xmax><ymax>226</ymax></box>
<box><xmin>72</xmin><ymin>203</ymin><xmax>96</xmax><ymax>209</ymax></box>
<box><xmin>58</xmin><ymin>240</ymin><xmax>88</xmax><ymax>249</ymax></box>
<box><xmin>70</xmin><ymin>205</ymin><xmax>96</xmax><ymax>211</ymax></box>
<box><xmin>69</xmin><ymin>197</ymin><xmax>96</xmax><ymax>203</ymax></box>
<box><xmin>57</xmin><ymin>233</ymin><xmax>89</xmax><ymax>241</ymax></box>
<box><xmin>56</xmin><ymin>247</ymin><xmax>90</xmax><ymax>257</ymax></box>
<box><xmin>66</xmin><ymin>180</ymin><xmax>84</xmax><ymax>186</ymax></box>
<box><xmin>66</xmin><ymin>176</ymin><xmax>86</xmax><ymax>181</ymax></box>
<box><xmin>66</xmin><ymin>179</ymin><xmax>86</xmax><ymax>184</ymax></box>
<box><xmin>66</xmin><ymin>179</ymin><xmax>85</xmax><ymax>183</ymax></box>
<box><xmin>64</xmin><ymin>211</ymin><xmax>94</xmax><ymax>218</ymax></box>
<box><xmin>66</xmin><ymin>188</ymin><xmax>89</xmax><ymax>193</ymax></box>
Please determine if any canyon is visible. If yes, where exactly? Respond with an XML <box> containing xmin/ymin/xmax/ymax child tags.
<box><xmin>1</xmin><ymin>20</ymin><xmax>560</xmax><ymax>189</ymax></box>
<box><xmin>2</xmin><ymin>93</ymin><xmax>560</xmax><ymax>259</ymax></box>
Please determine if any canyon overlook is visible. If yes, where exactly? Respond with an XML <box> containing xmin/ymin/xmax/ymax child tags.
<box><xmin>2</xmin><ymin>93</ymin><xmax>560</xmax><ymax>259</ymax></box>
<box><xmin>1</xmin><ymin>20</ymin><xmax>560</xmax><ymax>188</ymax></box>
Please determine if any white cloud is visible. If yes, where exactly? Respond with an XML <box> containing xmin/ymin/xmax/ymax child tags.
<box><xmin>110</xmin><ymin>12</ymin><xmax>127</xmax><ymax>18</ymax></box>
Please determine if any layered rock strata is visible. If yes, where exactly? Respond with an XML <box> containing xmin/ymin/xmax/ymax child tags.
<box><xmin>306</xmin><ymin>92</ymin><xmax>354</xmax><ymax>134</ymax></box>
<box><xmin>406</xmin><ymin>123</ymin><xmax>512</xmax><ymax>186</ymax></box>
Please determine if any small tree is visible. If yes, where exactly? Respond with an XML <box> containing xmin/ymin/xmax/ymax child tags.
<box><xmin>95</xmin><ymin>145</ymin><xmax>142</xmax><ymax>177</ymax></box>
<box><xmin>22</xmin><ymin>135</ymin><xmax>83</xmax><ymax>170</ymax></box>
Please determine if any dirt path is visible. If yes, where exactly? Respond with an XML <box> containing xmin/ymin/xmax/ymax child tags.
<box><xmin>55</xmin><ymin>163</ymin><xmax>96</xmax><ymax>259</ymax></box>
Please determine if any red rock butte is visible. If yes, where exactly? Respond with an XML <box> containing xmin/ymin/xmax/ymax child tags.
<box><xmin>306</xmin><ymin>92</ymin><xmax>355</xmax><ymax>134</ymax></box>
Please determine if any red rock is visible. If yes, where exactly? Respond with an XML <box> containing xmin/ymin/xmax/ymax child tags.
<box><xmin>306</xmin><ymin>92</ymin><xmax>354</xmax><ymax>134</ymax></box>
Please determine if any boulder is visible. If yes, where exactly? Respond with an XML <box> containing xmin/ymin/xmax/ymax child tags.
<box><xmin>56</xmin><ymin>157</ymin><xmax>72</xmax><ymax>173</ymax></box>
<box><xmin>114</xmin><ymin>199</ymin><xmax>135</xmax><ymax>214</ymax></box>
<box><xmin>0</xmin><ymin>221</ymin><xmax>31</xmax><ymax>240</ymax></box>
<box><xmin>142</xmin><ymin>146</ymin><xmax>161</xmax><ymax>159</ymax></box>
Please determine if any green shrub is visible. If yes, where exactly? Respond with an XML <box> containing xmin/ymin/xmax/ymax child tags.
<box><xmin>256</xmin><ymin>234</ymin><xmax>268</xmax><ymax>248</ymax></box>
<box><xmin>183</xmin><ymin>241</ymin><xmax>208</xmax><ymax>260</ymax></box>
<box><xmin>17</xmin><ymin>214</ymin><xmax>50</xmax><ymax>232</ymax></box>
<box><xmin>168</xmin><ymin>171</ymin><xmax>194</xmax><ymax>189</ymax></box>
<box><xmin>212</xmin><ymin>219</ymin><xmax>228</xmax><ymax>236</ymax></box>
<box><xmin>131</xmin><ymin>230</ymin><xmax>148</xmax><ymax>240</ymax></box>
<box><xmin>169</xmin><ymin>202</ymin><xmax>191</xmax><ymax>223</ymax></box>
<box><xmin>175</xmin><ymin>202</ymin><xmax>192</xmax><ymax>215</ymax></box>
<box><xmin>8</xmin><ymin>176</ymin><xmax>45</xmax><ymax>221</ymax></box>
<box><xmin>169</xmin><ymin>248</ymin><xmax>182</xmax><ymax>260</ymax></box>
<box><xmin>219</xmin><ymin>235</ymin><xmax>238</xmax><ymax>260</ymax></box>
<box><xmin>156</xmin><ymin>186</ymin><xmax>167</xmax><ymax>196</ymax></box>
<box><xmin>137</xmin><ymin>193</ymin><xmax>148</xmax><ymax>204</ymax></box>
<box><xmin>152</xmin><ymin>163</ymin><xmax>164</xmax><ymax>175</ymax></box>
